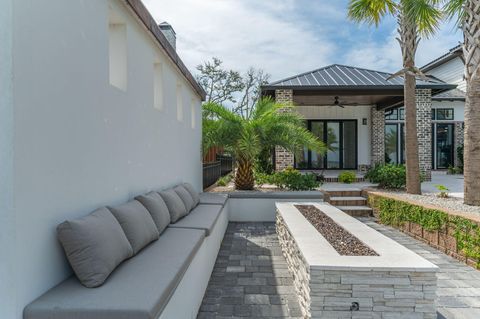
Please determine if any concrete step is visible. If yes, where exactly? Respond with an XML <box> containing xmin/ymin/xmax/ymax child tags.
<box><xmin>325</xmin><ymin>189</ymin><xmax>362</xmax><ymax>197</ymax></box>
<box><xmin>329</xmin><ymin>196</ymin><xmax>367</xmax><ymax>206</ymax></box>
<box><xmin>336</xmin><ymin>206</ymin><xmax>373</xmax><ymax>217</ymax></box>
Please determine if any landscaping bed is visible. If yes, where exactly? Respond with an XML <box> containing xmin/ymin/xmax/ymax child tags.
<box><xmin>295</xmin><ymin>204</ymin><xmax>377</xmax><ymax>256</ymax></box>
<box><xmin>366</xmin><ymin>191</ymin><xmax>480</xmax><ymax>269</ymax></box>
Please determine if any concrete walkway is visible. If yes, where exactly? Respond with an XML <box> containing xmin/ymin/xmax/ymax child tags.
<box><xmin>422</xmin><ymin>171</ymin><xmax>464</xmax><ymax>199</ymax></box>
<box><xmin>199</xmin><ymin>221</ymin><xmax>480</xmax><ymax>318</ymax></box>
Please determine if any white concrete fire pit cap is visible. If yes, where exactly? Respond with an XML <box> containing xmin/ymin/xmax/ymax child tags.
<box><xmin>275</xmin><ymin>202</ymin><xmax>439</xmax><ymax>272</ymax></box>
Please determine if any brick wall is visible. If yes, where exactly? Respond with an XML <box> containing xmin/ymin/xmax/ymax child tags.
<box><xmin>371</xmin><ymin>107</ymin><xmax>385</xmax><ymax>166</ymax></box>
<box><xmin>416</xmin><ymin>89</ymin><xmax>432</xmax><ymax>181</ymax></box>
<box><xmin>274</xmin><ymin>89</ymin><xmax>295</xmax><ymax>171</ymax></box>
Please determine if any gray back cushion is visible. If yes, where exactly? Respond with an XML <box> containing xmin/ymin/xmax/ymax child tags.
<box><xmin>135</xmin><ymin>192</ymin><xmax>171</xmax><ymax>234</ymax></box>
<box><xmin>174</xmin><ymin>185</ymin><xmax>195</xmax><ymax>212</ymax></box>
<box><xmin>182</xmin><ymin>183</ymin><xmax>200</xmax><ymax>207</ymax></box>
<box><xmin>57</xmin><ymin>207</ymin><xmax>133</xmax><ymax>288</ymax></box>
<box><xmin>109</xmin><ymin>200</ymin><xmax>160</xmax><ymax>255</ymax></box>
<box><xmin>159</xmin><ymin>189</ymin><xmax>187</xmax><ymax>223</ymax></box>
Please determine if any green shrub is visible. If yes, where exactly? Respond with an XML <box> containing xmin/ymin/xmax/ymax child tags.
<box><xmin>365</xmin><ymin>164</ymin><xmax>406</xmax><ymax>189</ymax></box>
<box><xmin>338</xmin><ymin>171</ymin><xmax>356</xmax><ymax>184</ymax></box>
<box><xmin>369</xmin><ymin>193</ymin><xmax>480</xmax><ymax>268</ymax></box>
<box><xmin>255</xmin><ymin>168</ymin><xmax>320</xmax><ymax>191</ymax></box>
<box><xmin>435</xmin><ymin>184</ymin><xmax>449</xmax><ymax>198</ymax></box>
<box><xmin>216</xmin><ymin>174</ymin><xmax>233</xmax><ymax>186</ymax></box>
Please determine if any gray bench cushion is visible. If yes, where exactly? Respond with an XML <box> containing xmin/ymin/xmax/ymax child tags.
<box><xmin>24</xmin><ymin>228</ymin><xmax>205</xmax><ymax>319</ymax></box>
<box><xmin>173</xmin><ymin>185</ymin><xmax>195</xmax><ymax>212</ymax></box>
<box><xmin>199</xmin><ymin>193</ymin><xmax>228</xmax><ymax>206</ymax></box>
<box><xmin>56</xmin><ymin>207</ymin><xmax>133</xmax><ymax>288</ymax></box>
<box><xmin>168</xmin><ymin>204</ymin><xmax>223</xmax><ymax>236</ymax></box>
<box><xmin>182</xmin><ymin>182</ymin><xmax>200</xmax><ymax>206</ymax></box>
<box><xmin>135</xmin><ymin>192</ymin><xmax>171</xmax><ymax>234</ymax></box>
<box><xmin>159</xmin><ymin>189</ymin><xmax>187</xmax><ymax>223</ymax></box>
<box><xmin>109</xmin><ymin>200</ymin><xmax>159</xmax><ymax>255</ymax></box>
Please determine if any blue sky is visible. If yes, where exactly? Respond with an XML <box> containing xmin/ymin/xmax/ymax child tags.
<box><xmin>144</xmin><ymin>0</ymin><xmax>462</xmax><ymax>81</ymax></box>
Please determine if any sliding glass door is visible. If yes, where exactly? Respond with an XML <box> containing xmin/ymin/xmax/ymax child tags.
<box><xmin>434</xmin><ymin>123</ymin><xmax>454</xmax><ymax>169</ymax></box>
<box><xmin>295</xmin><ymin>120</ymin><xmax>357</xmax><ymax>170</ymax></box>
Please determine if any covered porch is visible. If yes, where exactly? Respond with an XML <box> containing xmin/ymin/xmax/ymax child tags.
<box><xmin>261</xmin><ymin>64</ymin><xmax>456</xmax><ymax>181</ymax></box>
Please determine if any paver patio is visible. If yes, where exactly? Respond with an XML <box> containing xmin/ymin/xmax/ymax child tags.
<box><xmin>198</xmin><ymin>220</ymin><xmax>480</xmax><ymax>319</ymax></box>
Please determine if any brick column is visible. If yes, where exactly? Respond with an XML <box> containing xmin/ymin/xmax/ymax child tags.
<box><xmin>454</xmin><ymin>121</ymin><xmax>464</xmax><ymax>168</ymax></box>
<box><xmin>416</xmin><ymin>89</ymin><xmax>432</xmax><ymax>181</ymax></box>
<box><xmin>274</xmin><ymin>89</ymin><xmax>295</xmax><ymax>171</ymax></box>
<box><xmin>371</xmin><ymin>106</ymin><xmax>385</xmax><ymax>166</ymax></box>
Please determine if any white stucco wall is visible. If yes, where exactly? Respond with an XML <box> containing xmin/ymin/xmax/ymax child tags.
<box><xmin>295</xmin><ymin>105</ymin><xmax>372</xmax><ymax>167</ymax></box>
<box><xmin>0</xmin><ymin>1</ymin><xmax>16</xmax><ymax>318</ymax></box>
<box><xmin>3</xmin><ymin>1</ymin><xmax>203</xmax><ymax>317</ymax></box>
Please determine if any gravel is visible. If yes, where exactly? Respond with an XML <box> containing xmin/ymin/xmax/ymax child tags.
<box><xmin>295</xmin><ymin>205</ymin><xmax>378</xmax><ymax>256</ymax></box>
<box><xmin>374</xmin><ymin>189</ymin><xmax>480</xmax><ymax>216</ymax></box>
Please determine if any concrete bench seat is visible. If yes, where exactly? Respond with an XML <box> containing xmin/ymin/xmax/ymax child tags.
<box><xmin>199</xmin><ymin>192</ymin><xmax>228</xmax><ymax>206</ymax></box>
<box><xmin>169</xmin><ymin>204</ymin><xmax>223</xmax><ymax>236</ymax></box>
<box><xmin>24</xmin><ymin>228</ymin><xmax>205</xmax><ymax>319</ymax></box>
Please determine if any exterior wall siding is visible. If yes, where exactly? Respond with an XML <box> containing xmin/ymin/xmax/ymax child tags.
<box><xmin>427</xmin><ymin>57</ymin><xmax>466</xmax><ymax>92</ymax></box>
<box><xmin>6</xmin><ymin>1</ymin><xmax>203</xmax><ymax>317</ymax></box>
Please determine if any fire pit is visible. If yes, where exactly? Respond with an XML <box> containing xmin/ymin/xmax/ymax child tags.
<box><xmin>276</xmin><ymin>202</ymin><xmax>438</xmax><ymax>319</ymax></box>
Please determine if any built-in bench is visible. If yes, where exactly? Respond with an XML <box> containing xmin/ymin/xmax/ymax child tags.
<box><xmin>24</xmin><ymin>190</ymin><xmax>323</xmax><ymax>319</ymax></box>
<box><xmin>24</xmin><ymin>186</ymin><xmax>229</xmax><ymax>319</ymax></box>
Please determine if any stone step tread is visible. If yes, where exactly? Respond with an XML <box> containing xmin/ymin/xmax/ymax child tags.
<box><xmin>322</xmin><ymin>188</ymin><xmax>362</xmax><ymax>192</ymax></box>
<box><xmin>336</xmin><ymin>206</ymin><xmax>373</xmax><ymax>211</ymax></box>
<box><xmin>329</xmin><ymin>196</ymin><xmax>366</xmax><ymax>201</ymax></box>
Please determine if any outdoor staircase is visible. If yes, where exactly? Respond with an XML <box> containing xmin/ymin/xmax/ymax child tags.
<box><xmin>324</xmin><ymin>188</ymin><xmax>373</xmax><ymax>217</ymax></box>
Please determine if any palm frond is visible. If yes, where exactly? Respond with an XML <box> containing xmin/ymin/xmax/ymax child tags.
<box><xmin>348</xmin><ymin>0</ymin><xmax>397</xmax><ymax>25</ymax></box>
<box><xmin>403</xmin><ymin>0</ymin><xmax>443</xmax><ymax>37</ymax></box>
<box><xmin>443</xmin><ymin>0</ymin><xmax>466</xmax><ymax>26</ymax></box>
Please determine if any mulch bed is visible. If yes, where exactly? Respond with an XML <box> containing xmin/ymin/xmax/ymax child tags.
<box><xmin>295</xmin><ymin>205</ymin><xmax>378</xmax><ymax>256</ymax></box>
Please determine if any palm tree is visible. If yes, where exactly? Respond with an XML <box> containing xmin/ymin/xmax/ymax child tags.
<box><xmin>203</xmin><ymin>98</ymin><xmax>326</xmax><ymax>190</ymax></box>
<box><xmin>348</xmin><ymin>0</ymin><xmax>442</xmax><ymax>194</ymax></box>
<box><xmin>444</xmin><ymin>0</ymin><xmax>480</xmax><ymax>205</ymax></box>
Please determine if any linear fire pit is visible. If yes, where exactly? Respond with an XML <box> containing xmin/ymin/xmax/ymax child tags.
<box><xmin>276</xmin><ymin>202</ymin><xmax>438</xmax><ymax>319</ymax></box>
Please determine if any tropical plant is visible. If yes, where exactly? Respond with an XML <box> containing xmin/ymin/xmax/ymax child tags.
<box><xmin>435</xmin><ymin>184</ymin><xmax>449</xmax><ymax>198</ymax></box>
<box><xmin>348</xmin><ymin>0</ymin><xmax>442</xmax><ymax>195</ymax></box>
<box><xmin>365</xmin><ymin>164</ymin><xmax>407</xmax><ymax>189</ymax></box>
<box><xmin>338</xmin><ymin>171</ymin><xmax>357</xmax><ymax>184</ymax></box>
<box><xmin>444</xmin><ymin>1</ymin><xmax>480</xmax><ymax>205</ymax></box>
<box><xmin>203</xmin><ymin>98</ymin><xmax>326</xmax><ymax>190</ymax></box>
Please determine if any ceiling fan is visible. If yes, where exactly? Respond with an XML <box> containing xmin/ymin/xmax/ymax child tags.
<box><xmin>328</xmin><ymin>96</ymin><xmax>359</xmax><ymax>108</ymax></box>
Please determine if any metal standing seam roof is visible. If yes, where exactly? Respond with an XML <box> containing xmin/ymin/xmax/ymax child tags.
<box><xmin>263</xmin><ymin>64</ymin><xmax>453</xmax><ymax>90</ymax></box>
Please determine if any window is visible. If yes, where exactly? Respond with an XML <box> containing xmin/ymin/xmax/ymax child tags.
<box><xmin>176</xmin><ymin>83</ymin><xmax>183</xmax><ymax>121</ymax></box>
<box><xmin>108</xmin><ymin>10</ymin><xmax>127</xmax><ymax>90</ymax></box>
<box><xmin>191</xmin><ymin>99</ymin><xmax>196</xmax><ymax>129</ymax></box>
<box><xmin>435</xmin><ymin>108</ymin><xmax>454</xmax><ymax>120</ymax></box>
<box><xmin>399</xmin><ymin>108</ymin><xmax>405</xmax><ymax>120</ymax></box>
<box><xmin>385</xmin><ymin>109</ymin><xmax>398</xmax><ymax>120</ymax></box>
<box><xmin>153</xmin><ymin>62</ymin><xmax>163</xmax><ymax>110</ymax></box>
<box><xmin>431</xmin><ymin>109</ymin><xmax>436</xmax><ymax>120</ymax></box>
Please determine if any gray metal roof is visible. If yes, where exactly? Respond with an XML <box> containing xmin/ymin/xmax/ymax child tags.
<box><xmin>263</xmin><ymin>64</ymin><xmax>453</xmax><ymax>90</ymax></box>
<box><xmin>432</xmin><ymin>88</ymin><xmax>465</xmax><ymax>101</ymax></box>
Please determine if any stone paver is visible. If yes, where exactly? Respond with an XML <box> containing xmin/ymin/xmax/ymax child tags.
<box><xmin>361</xmin><ymin>218</ymin><xmax>480</xmax><ymax>319</ymax></box>
<box><xmin>197</xmin><ymin>223</ymin><xmax>302</xmax><ymax>318</ymax></box>
<box><xmin>198</xmin><ymin>220</ymin><xmax>480</xmax><ymax>318</ymax></box>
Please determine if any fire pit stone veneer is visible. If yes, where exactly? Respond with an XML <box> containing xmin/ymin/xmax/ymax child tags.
<box><xmin>276</xmin><ymin>202</ymin><xmax>438</xmax><ymax>319</ymax></box>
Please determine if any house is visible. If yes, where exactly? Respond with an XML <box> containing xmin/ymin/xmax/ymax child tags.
<box><xmin>0</xmin><ymin>0</ymin><xmax>205</xmax><ymax>318</ymax></box>
<box><xmin>261</xmin><ymin>46</ymin><xmax>465</xmax><ymax>179</ymax></box>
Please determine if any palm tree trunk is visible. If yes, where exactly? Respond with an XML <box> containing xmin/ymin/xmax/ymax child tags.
<box><xmin>463</xmin><ymin>0</ymin><xmax>480</xmax><ymax>205</ymax></box>
<box><xmin>398</xmin><ymin>13</ymin><xmax>421</xmax><ymax>194</ymax></box>
<box><xmin>235</xmin><ymin>158</ymin><xmax>254</xmax><ymax>190</ymax></box>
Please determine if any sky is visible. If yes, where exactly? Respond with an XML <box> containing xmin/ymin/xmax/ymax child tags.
<box><xmin>143</xmin><ymin>0</ymin><xmax>462</xmax><ymax>82</ymax></box>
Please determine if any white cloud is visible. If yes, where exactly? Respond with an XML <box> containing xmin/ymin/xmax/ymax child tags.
<box><xmin>143</xmin><ymin>0</ymin><xmax>335</xmax><ymax>80</ymax></box>
<box><xmin>143</xmin><ymin>0</ymin><xmax>462</xmax><ymax>80</ymax></box>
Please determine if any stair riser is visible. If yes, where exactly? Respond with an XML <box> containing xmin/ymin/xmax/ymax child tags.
<box><xmin>330</xmin><ymin>200</ymin><xmax>367</xmax><ymax>206</ymax></box>
<box><xmin>339</xmin><ymin>210</ymin><xmax>373</xmax><ymax>217</ymax></box>
<box><xmin>326</xmin><ymin>191</ymin><xmax>362</xmax><ymax>197</ymax></box>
